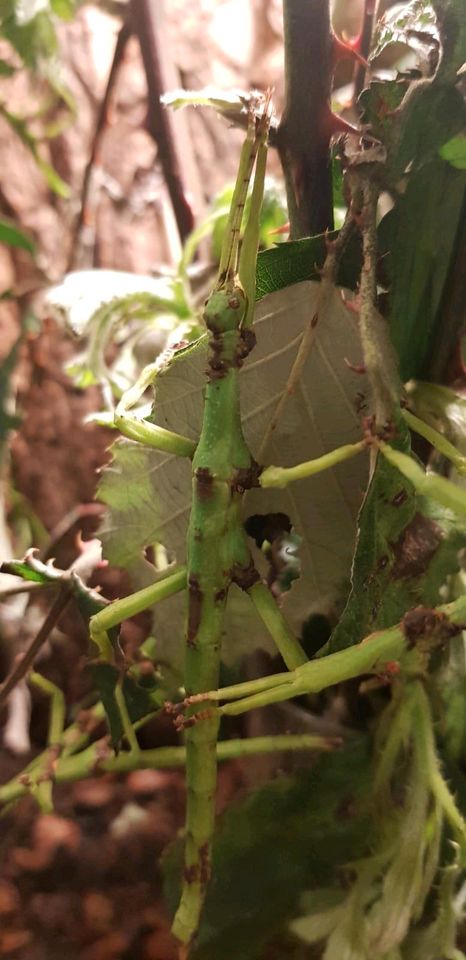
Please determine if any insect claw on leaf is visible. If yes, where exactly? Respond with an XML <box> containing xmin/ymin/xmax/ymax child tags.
<box><xmin>340</xmin><ymin>288</ymin><xmax>362</xmax><ymax>315</ymax></box>
<box><xmin>344</xmin><ymin>357</ymin><xmax>366</xmax><ymax>375</ymax></box>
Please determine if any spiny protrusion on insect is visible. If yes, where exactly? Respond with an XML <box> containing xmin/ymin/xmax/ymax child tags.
<box><xmin>232</xmin><ymin>460</ymin><xmax>261</xmax><ymax>493</ymax></box>
<box><xmin>231</xmin><ymin>559</ymin><xmax>261</xmax><ymax>592</ymax></box>
<box><xmin>234</xmin><ymin>328</ymin><xmax>257</xmax><ymax>367</ymax></box>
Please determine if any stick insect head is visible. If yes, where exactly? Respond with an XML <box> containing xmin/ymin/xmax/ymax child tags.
<box><xmin>203</xmin><ymin>285</ymin><xmax>247</xmax><ymax>334</ymax></box>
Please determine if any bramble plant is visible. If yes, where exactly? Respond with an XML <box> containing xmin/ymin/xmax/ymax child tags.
<box><xmin>1</xmin><ymin>1</ymin><xmax>466</xmax><ymax>959</ymax></box>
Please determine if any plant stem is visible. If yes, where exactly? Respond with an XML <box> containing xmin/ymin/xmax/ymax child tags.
<box><xmin>278</xmin><ymin>0</ymin><xmax>334</xmax><ymax>236</ymax></box>
<box><xmin>0</xmin><ymin>588</ymin><xmax>71</xmax><ymax>713</ymax></box>
<box><xmin>130</xmin><ymin>0</ymin><xmax>194</xmax><ymax>241</ymax></box>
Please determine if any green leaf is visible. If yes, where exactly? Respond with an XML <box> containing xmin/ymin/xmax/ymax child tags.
<box><xmin>358</xmin><ymin>80</ymin><xmax>408</xmax><ymax>145</ymax></box>
<box><xmin>47</xmin><ymin>269</ymin><xmax>190</xmax><ymax>335</ymax></box>
<box><xmin>0</xmin><ymin>559</ymin><xmax>48</xmax><ymax>583</ymax></box>
<box><xmin>98</xmin><ymin>281</ymin><xmax>370</xmax><ymax>668</ymax></box>
<box><xmin>50</xmin><ymin>0</ymin><xmax>75</xmax><ymax>20</ymax></box>
<box><xmin>387</xmin><ymin>160</ymin><xmax>465</xmax><ymax>381</ymax></box>
<box><xmin>440</xmin><ymin>133</ymin><xmax>466</xmax><ymax>169</ymax></box>
<box><xmin>88</xmin><ymin>663</ymin><xmax>162</xmax><ymax>749</ymax></box>
<box><xmin>164</xmin><ymin>740</ymin><xmax>372</xmax><ymax>960</ymax></box>
<box><xmin>0</xmin><ymin>58</ymin><xmax>16</xmax><ymax>76</ymax></box>
<box><xmin>0</xmin><ymin>333</ymin><xmax>22</xmax><ymax>446</ymax></box>
<box><xmin>0</xmin><ymin>106</ymin><xmax>70</xmax><ymax>197</ymax></box>
<box><xmin>256</xmin><ymin>230</ymin><xmax>362</xmax><ymax>299</ymax></box>
<box><xmin>1</xmin><ymin>10</ymin><xmax>58</xmax><ymax>67</ymax></box>
<box><xmin>161</xmin><ymin>87</ymin><xmax>255</xmax><ymax>118</ymax></box>
<box><xmin>327</xmin><ymin>422</ymin><xmax>466</xmax><ymax>654</ymax></box>
<box><xmin>0</xmin><ymin>217</ymin><xmax>35</xmax><ymax>253</ymax></box>
<box><xmin>371</xmin><ymin>0</ymin><xmax>437</xmax><ymax>63</ymax></box>
<box><xmin>395</xmin><ymin>85</ymin><xmax>466</xmax><ymax>177</ymax></box>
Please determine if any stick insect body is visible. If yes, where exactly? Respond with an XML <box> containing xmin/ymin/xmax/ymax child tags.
<box><xmin>88</xmin><ymin>96</ymin><xmax>466</xmax><ymax>954</ymax></box>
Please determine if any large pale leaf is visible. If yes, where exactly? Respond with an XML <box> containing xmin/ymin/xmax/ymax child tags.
<box><xmin>98</xmin><ymin>280</ymin><xmax>369</xmax><ymax>666</ymax></box>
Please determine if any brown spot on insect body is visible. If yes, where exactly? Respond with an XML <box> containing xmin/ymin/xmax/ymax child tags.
<box><xmin>402</xmin><ymin>605</ymin><xmax>461</xmax><ymax>650</ymax></box>
<box><xmin>187</xmin><ymin>575</ymin><xmax>203</xmax><ymax>647</ymax></box>
<box><xmin>183</xmin><ymin>864</ymin><xmax>198</xmax><ymax>885</ymax></box>
<box><xmin>195</xmin><ymin>467</ymin><xmax>214</xmax><ymax>500</ymax></box>
<box><xmin>232</xmin><ymin>460</ymin><xmax>261</xmax><ymax>493</ymax></box>
<box><xmin>232</xmin><ymin>560</ymin><xmax>261</xmax><ymax>591</ymax></box>
<box><xmin>235</xmin><ymin>328</ymin><xmax>257</xmax><ymax>367</ymax></box>
<box><xmin>345</xmin><ymin>358</ymin><xmax>366</xmax><ymax>375</ymax></box>
<box><xmin>311</xmin><ymin>313</ymin><xmax>318</xmax><ymax>328</ymax></box>
<box><xmin>391</xmin><ymin>489</ymin><xmax>408</xmax><ymax>508</ymax></box>
<box><xmin>214</xmin><ymin>588</ymin><xmax>227</xmax><ymax>603</ymax></box>
<box><xmin>355</xmin><ymin>392</ymin><xmax>367</xmax><ymax>414</ymax></box>
<box><xmin>199</xmin><ymin>842</ymin><xmax>211</xmax><ymax>887</ymax></box>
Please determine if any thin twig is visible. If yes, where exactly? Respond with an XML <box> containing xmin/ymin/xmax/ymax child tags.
<box><xmin>130</xmin><ymin>0</ymin><xmax>194</xmax><ymax>242</ymax></box>
<box><xmin>68</xmin><ymin>18</ymin><xmax>132</xmax><ymax>271</ymax></box>
<box><xmin>277</xmin><ymin>0</ymin><xmax>335</xmax><ymax>236</ymax></box>
<box><xmin>0</xmin><ymin>588</ymin><xmax>72</xmax><ymax>713</ymax></box>
<box><xmin>353</xmin><ymin>0</ymin><xmax>379</xmax><ymax>106</ymax></box>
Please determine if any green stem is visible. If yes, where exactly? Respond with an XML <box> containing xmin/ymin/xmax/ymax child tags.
<box><xmin>260</xmin><ymin>440</ymin><xmax>367</xmax><ymax>489</ymax></box>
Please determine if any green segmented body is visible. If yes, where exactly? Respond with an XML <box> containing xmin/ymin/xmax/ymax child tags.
<box><xmin>172</xmin><ymin>109</ymin><xmax>270</xmax><ymax>945</ymax></box>
<box><xmin>172</xmin><ymin>286</ymin><xmax>259</xmax><ymax>944</ymax></box>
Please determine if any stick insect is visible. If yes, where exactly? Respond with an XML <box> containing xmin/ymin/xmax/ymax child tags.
<box><xmin>88</xmin><ymin>94</ymin><xmax>466</xmax><ymax>953</ymax></box>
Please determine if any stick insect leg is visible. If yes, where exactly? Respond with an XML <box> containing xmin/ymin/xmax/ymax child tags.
<box><xmin>89</xmin><ymin>565</ymin><xmax>187</xmax><ymax>659</ymax></box>
<box><xmin>115</xmin><ymin>363</ymin><xmax>197</xmax><ymax>458</ymax></box>
<box><xmin>246</xmin><ymin>579</ymin><xmax>307</xmax><ymax>669</ymax></box>
<box><xmin>27</xmin><ymin>672</ymin><xmax>66</xmax><ymax>812</ymax></box>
